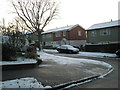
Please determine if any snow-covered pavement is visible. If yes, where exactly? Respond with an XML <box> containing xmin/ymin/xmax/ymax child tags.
<box><xmin>43</xmin><ymin>49</ymin><xmax>117</xmax><ymax>58</ymax></box>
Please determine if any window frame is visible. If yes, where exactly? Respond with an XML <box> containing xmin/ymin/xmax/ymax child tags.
<box><xmin>55</xmin><ymin>32</ymin><xmax>61</xmax><ymax>37</ymax></box>
<box><xmin>63</xmin><ymin>31</ymin><xmax>66</xmax><ymax>36</ymax></box>
<box><xmin>78</xmin><ymin>30</ymin><xmax>81</xmax><ymax>36</ymax></box>
<box><xmin>100</xmin><ymin>29</ymin><xmax>110</xmax><ymax>36</ymax></box>
<box><xmin>91</xmin><ymin>31</ymin><xmax>97</xmax><ymax>37</ymax></box>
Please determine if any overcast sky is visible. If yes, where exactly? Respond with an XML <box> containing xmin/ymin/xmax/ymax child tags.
<box><xmin>0</xmin><ymin>0</ymin><xmax>119</xmax><ymax>30</ymax></box>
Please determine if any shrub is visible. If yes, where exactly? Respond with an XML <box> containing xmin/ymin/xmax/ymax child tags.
<box><xmin>25</xmin><ymin>44</ymin><xmax>38</xmax><ymax>59</ymax></box>
<box><xmin>2</xmin><ymin>43</ymin><xmax>17</xmax><ymax>61</ymax></box>
<box><xmin>25</xmin><ymin>52</ymin><xmax>37</xmax><ymax>59</ymax></box>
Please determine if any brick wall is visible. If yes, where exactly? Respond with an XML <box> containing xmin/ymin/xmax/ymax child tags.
<box><xmin>53</xmin><ymin>25</ymin><xmax>86</xmax><ymax>41</ymax></box>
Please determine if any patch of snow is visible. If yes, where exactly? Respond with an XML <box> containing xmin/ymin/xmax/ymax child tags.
<box><xmin>62</xmin><ymin>68</ymin><xmax>113</xmax><ymax>89</ymax></box>
<box><xmin>43</xmin><ymin>49</ymin><xmax>117</xmax><ymax>58</ymax></box>
<box><xmin>42</xmin><ymin>24</ymin><xmax>79</xmax><ymax>34</ymax></box>
<box><xmin>0</xmin><ymin>77</ymin><xmax>52</xmax><ymax>89</ymax></box>
<box><xmin>54</xmin><ymin>75</ymin><xmax>98</xmax><ymax>89</ymax></box>
<box><xmin>87</xmin><ymin>20</ymin><xmax>120</xmax><ymax>30</ymax></box>
<box><xmin>38</xmin><ymin>52</ymin><xmax>112</xmax><ymax>69</ymax></box>
<box><xmin>39</xmin><ymin>51</ymin><xmax>83</xmax><ymax>65</ymax></box>
<box><xmin>98</xmin><ymin>67</ymin><xmax>113</xmax><ymax>79</ymax></box>
<box><xmin>64</xmin><ymin>79</ymin><xmax>93</xmax><ymax>89</ymax></box>
<box><xmin>78</xmin><ymin>52</ymin><xmax>117</xmax><ymax>58</ymax></box>
<box><xmin>39</xmin><ymin>64</ymin><xmax>53</xmax><ymax>67</ymax></box>
<box><xmin>84</xmin><ymin>68</ymin><xmax>109</xmax><ymax>75</ymax></box>
<box><xmin>43</xmin><ymin>49</ymin><xmax>58</xmax><ymax>53</ymax></box>
<box><xmin>2</xmin><ymin>35</ymin><xmax>9</xmax><ymax>44</ymax></box>
<box><xmin>0</xmin><ymin>58</ymin><xmax>37</xmax><ymax>66</ymax></box>
<box><xmin>84</xmin><ymin>69</ymin><xmax>101</xmax><ymax>75</ymax></box>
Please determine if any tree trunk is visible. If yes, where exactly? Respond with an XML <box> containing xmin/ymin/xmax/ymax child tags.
<box><xmin>37</xmin><ymin>30</ymin><xmax>42</xmax><ymax>51</ymax></box>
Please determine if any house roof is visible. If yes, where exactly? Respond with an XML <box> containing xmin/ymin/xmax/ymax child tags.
<box><xmin>87</xmin><ymin>20</ymin><xmax>120</xmax><ymax>30</ymax></box>
<box><xmin>42</xmin><ymin>24</ymin><xmax>82</xmax><ymax>34</ymax></box>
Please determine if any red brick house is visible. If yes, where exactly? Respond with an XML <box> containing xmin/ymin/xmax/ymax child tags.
<box><xmin>42</xmin><ymin>24</ymin><xmax>86</xmax><ymax>48</ymax></box>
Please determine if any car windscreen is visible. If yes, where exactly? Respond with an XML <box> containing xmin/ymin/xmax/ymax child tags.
<box><xmin>64</xmin><ymin>45</ymin><xmax>74</xmax><ymax>49</ymax></box>
<box><xmin>61</xmin><ymin>46</ymin><xmax>67</xmax><ymax>49</ymax></box>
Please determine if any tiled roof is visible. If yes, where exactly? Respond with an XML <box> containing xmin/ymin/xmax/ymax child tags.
<box><xmin>42</xmin><ymin>24</ymin><xmax>80</xmax><ymax>34</ymax></box>
<box><xmin>87</xmin><ymin>20</ymin><xmax>120</xmax><ymax>30</ymax></box>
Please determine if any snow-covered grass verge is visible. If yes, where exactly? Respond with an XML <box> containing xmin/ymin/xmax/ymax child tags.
<box><xmin>0</xmin><ymin>77</ymin><xmax>52</xmax><ymax>89</ymax></box>
<box><xmin>43</xmin><ymin>49</ymin><xmax>117</xmax><ymax>58</ymax></box>
<box><xmin>0</xmin><ymin>58</ymin><xmax>37</xmax><ymax>66</ymax></box>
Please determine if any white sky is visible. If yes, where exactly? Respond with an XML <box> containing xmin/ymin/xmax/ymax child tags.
<box><xmin>0</xmin><ymin>0</ymin><xmax>119</xmax><ymax>30</ymax></box>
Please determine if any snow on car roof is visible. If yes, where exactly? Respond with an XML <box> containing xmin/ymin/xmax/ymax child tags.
<box><xmin>87</xmin><ymin>20</ymin><xmax>120</xmax><ymax>30</ymax></box>
<box><xmin>61</xmin><ymin>45</ymin><xmax>73</xmax><ymax>47</ymax></box>
<box><xmin>42</xmin><ymin>24</ymin><xmax>80</xmax><ymax>34</ymax></box>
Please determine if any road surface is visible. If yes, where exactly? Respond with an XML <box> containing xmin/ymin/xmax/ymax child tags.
<box><xmin>45</xmin><ymin>51</ymin><xmax>119</xmax><ymax>88</ymax></box>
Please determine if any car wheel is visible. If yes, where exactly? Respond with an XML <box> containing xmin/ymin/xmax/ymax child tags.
<box><xmin>69</xmin><ymin>51</ymin><xmax>73</xmax><ymax>54</ymax></box>
<box><xmin>58</xmin><ymin>50</ymin><xmax>61</xmax><ymax>53</ymax></box>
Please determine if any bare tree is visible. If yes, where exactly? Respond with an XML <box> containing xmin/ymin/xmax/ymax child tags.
<box><xmin>12</xmin><ymin>0</ymin><xmax>59</xmax><ymax>50</ymax></box>
<box><xmin>4</xmin><ymin>19</ymin><xmax>26</xmax><ymax>50</ymax></box>
<box><xmin>0</xmin><ymin>18</ymin><xmax>7</xmax><ymax>35</ymax></box>
<box><xmin>1</xmin><ymin>18</ymin><xmax>27</xmax><ymax>61</ymax></box>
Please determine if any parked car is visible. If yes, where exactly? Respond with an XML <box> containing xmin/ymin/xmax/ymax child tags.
<box><xmin>116</xmin><ymin>49</ymin><xmax>120</xmax><ymax>57</ymax></box>
<box><xmin>52</xmin><ymin>44</ymin><xmax>60</xmax><ymax>49</ymax></box>
<box><xmin>57</xmin><ymin>45</ymin><xmax>79</xmax><ymax>54</ymax></box>
<box><xmin>73</xmin><ymin>45</ymin><xmax>80</xmax><ymax>49</ymax></box>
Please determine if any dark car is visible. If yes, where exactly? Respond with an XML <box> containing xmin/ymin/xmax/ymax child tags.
<box><xmin>116</xmin><ymin>49</ymin><xmax>120</xmax><ymax>57</ymax></box>
<box><xmin>57</xmin><ymin>45</ymin><xmax>79</xmax><ymax>54</ymax></box>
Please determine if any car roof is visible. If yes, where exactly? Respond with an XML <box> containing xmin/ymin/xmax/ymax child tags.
<box><xmin>61</xmin><ymin>45</ymin><xmax>73</xmax><ymax>47</ymax></box>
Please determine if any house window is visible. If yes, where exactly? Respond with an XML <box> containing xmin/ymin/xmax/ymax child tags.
<box><xmin>63</xmin><ymin>31</ymin><xmax>66</xmax><ymax>36</ymax></box>
<box><xmin>78</xmin><ymin>31</ymin><xmax>81</xmax><ymax>36</ymax></box>
<box><xmin>100</xmin><ymin>29</ymin><xmax>110</xmax><ymax>36</ymax></box>
<box><xmin>55</xmin><ymin>32</ymin><xmax>61</xmax><ymax>37</ymax></box>
<box><xmin>47</xmin><ymin>34</ymin><xmax>52</xmax><ymax>38</ymax></box>
<box><xmin>91</xmin><ymin>31</ymin><xmax>96</xmax><ymax>37</ymax></box>
<box><xmin>42</xmin><ymin>35</ymin><xmax>46</xmax><ymax>38</ymax></box>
